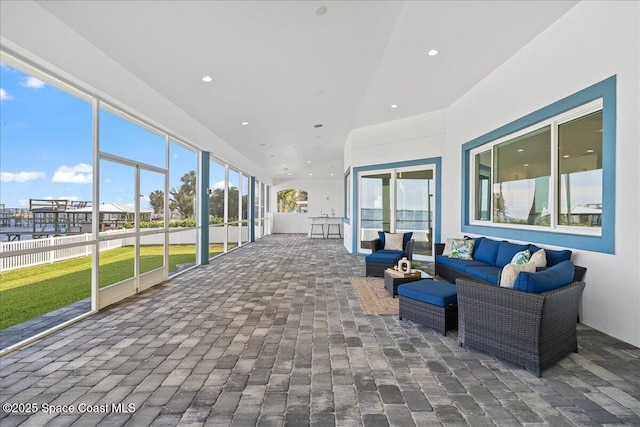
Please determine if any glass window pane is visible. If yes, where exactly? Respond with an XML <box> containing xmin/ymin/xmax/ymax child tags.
<box><xmin>396</xmin><ymin>169</ymin><xmax>433</xmax><ymax>257</ymax></box>
<box><xmin>140</xmin><ymin>233</ymin><xmax>164</xmax><ymax>274</ymax></box>
<box><xmin>228</xmin><ymin>169</ymin><xmax>240</xmax><ymax>223</ymax></box>
<box><xmin>0</xmin><ymin>62</ymin><xmax>92</xmax><ymax>220</ymax></box>
<box><xmin>474</xmin><ymin>150</ymin><xmax>492</xmax><ymax>221</ymax></box>
<box><xmin>209</xmin><ymin>224</ymin><xmax>225</xmax><ymax>258</ymax></box>
<box><xmin>209</xmin><ymin>160</ymin><xmax>226</xmax><ymax>225</ymax></box>
<box><xmin>493</xmin><ymin>126</ymin><xmax>551</xmax><ymax>226</ymax></box>
<box><xmin>99</xmin><ymin>160</ymin><xmax>135</xmax><ymax>286</ymax></box>
<box><xmin>169</xmin><ymin>229</ymin><xmax>196</xmax><ymax>275</ymax></box>
<box><xmin>558</xmin><ymin>111</ymin><xmax>603</xmax><ymax>227</ymax></box>
<box><xmin>100</xmin><ymin>107</ymin><xmax>166</xmax><ymax>168</ymax></box>
<box><xmin>360</xmin><ymin>173</ymin><xmax>391</xmax><ymax>249</ymax></box>
<box><xmin>169</xmin><ymin>140</ymin><xmax>197</xmax><ymax>224</ymax></box>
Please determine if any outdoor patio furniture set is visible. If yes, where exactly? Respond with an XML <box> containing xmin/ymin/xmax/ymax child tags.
<box><xmin>364</xmin><ymin>233</ymin><xmax>587</xmax><ymax>377</ymax></box>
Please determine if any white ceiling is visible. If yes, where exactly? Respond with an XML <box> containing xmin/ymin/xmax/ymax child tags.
<box><xmin>36</xmin><ymin>0</ymin><xmax>577</xmax><ymax>182</ymax></box>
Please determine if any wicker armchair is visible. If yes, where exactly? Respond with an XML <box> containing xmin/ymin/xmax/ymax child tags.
<box><xmin>365</xmin><ymin>238</ymin><xmax>415</xmax><ymax>277</ymax></box>
<box><xmin>456</xmin><ymin>278</ymin><xmax>586</xmax><ymax>377</ymax></box>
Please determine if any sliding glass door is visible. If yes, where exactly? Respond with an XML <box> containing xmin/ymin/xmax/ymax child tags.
<box><xmin>359</xmin><ymin>166</ymin><xmax>436</xmax><ymax>259</ymax></box>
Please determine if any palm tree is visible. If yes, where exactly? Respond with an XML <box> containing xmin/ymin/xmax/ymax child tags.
<box><xmin>148</xmin><ymin>190</ymin><xmax>164</xmax><ymax>216</ymax></box>
<box><xmin>170</xmin><ymin>170</ymin><xmax>196</xmax><ymax>219</ymax></box>
<box><xmin>278</xmin><ymin>189</ymin><xmax>306</xmax><ymax>213</ymax></box>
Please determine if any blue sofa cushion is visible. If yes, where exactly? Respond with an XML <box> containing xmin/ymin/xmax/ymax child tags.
<box><xmin>496</xmin><ymin>242</ymin><xmax>530</xmax><ymax>268</ymax></box>
<box><xmin>473</xmin><ymin>237</ymin><xmax>500</xmax><ymax>265</ymax></box>
<box><xmin>365</xmin><ymin>250</ymin><xmax>404</xmax><ymax>265</ymax></box>
<box><xmin>377</xmin><ymin>231</ymin><xmax>413</xmax><ymax>250</ymax></box>
<box><xmin>464</xmin><ymin>265</ymin><xmax>501</xmax><ymax>285</ymax></box>
<box><xmin>435</xmin><ymin>256</ymin><xmax>486</xmax><ymax>270</ymax></box>
<box><xmin>513</xmin><ymin>260</ymin><xmax>575</xmax><ymax>293</ymax></box>
<box><xmin>398</xmin><ymin>280</ymin><xmax>457</xmax><ymax>307</ymax></box>
<box><xmin>545</xmin><ymin>249</ymin><xmax>572</xmax><ymax>266</ymax></box>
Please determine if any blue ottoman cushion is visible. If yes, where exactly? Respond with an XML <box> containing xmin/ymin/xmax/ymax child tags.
<box><xmin>397</xmin><ymin>280</ymin><xmax>457</xmax><ymax>307</ymax></box>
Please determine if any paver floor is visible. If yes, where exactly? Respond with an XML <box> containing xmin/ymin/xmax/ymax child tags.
<box><xmin>1</xmin><ymin>234</ymin><xmax>639</xmax><ymax>426</ymax></box>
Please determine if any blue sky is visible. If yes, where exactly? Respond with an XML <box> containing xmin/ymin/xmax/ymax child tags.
<box><xmin>1</xmin><ymin>62</ymin><xmax>202</xmax><ymax>210</ymax></box>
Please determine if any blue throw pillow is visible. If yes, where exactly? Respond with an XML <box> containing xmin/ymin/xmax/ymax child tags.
<box><xmin>377</xmin><ymin>231</ymin><xmax>385</xmax><ymax>248</ymax></box>
<box><xmin>545</xmin><ymin>249</ymin><xmax>572</xmax><ymax>266</ymax></box>
<box><xmin>513</xmin><ymin>260</ymin><xmax>575</xmax><ymax>293</ymax></box>
<box><xmin>402</xmin><ymin>232</ymin><xmax>413</xmax><ymax>249</ymax></box>
<box><xmin>495</xmin><ymin>242</ymin><xmax>530</xmax><ymax>268</ymax></box>
<box><xmin>473</xmin><ymin>237</ymin><xmax>500</xmax><ymax>265</ymax></box>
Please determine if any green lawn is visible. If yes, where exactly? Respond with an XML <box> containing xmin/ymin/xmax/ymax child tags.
<box><xmin>0</xmin><ymin>244</ymin><xmax>221</xmax><ymax>330</ymax></box>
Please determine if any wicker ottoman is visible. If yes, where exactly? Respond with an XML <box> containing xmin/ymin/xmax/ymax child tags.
<box><xmin>398</xmin><ymin>280</ymin><xmax>458</xmax><ymax>336</ymax></box>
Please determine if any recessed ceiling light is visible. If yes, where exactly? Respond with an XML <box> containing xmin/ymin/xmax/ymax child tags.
<box><xmin>517</xmin><ymin>148</ymin><xmax>524</xmax><ymax>152</ymax></box>
<box><xmin>309</xmin><ymin>173</ymin><xmax>313</xmax><ymax>176</ymax></box>
<box><xmin>427</xmin><ymin>49</ymin><xmax>439</xmax><ymax>56</ymax></box>
<box><xmin>390</xmin><ymin>104</ymin><xmax>398</xmax><ymax>109</ymax></box>
<box><xmin>314</xmin><ymin>124</ymin><xmax>323</xmax><ymax>128</ymax></box>
<box><xmin>314</xmin><ymin>5</ymin><xmax>327</xmax><ymax>15</ymax></box>
<box><xmin>563</xmin><ymin>155</ymin><xmax>570</xmax><ymax>158</ymax></box>
<box><xmin>259</xmin><ymin>143</ymin><xmax>266</xmax><ymax>147</ymax></box>
<box><xmin>524</xmin><ymin>163</ymin><xmax>529</xmax><ymax>167</ymax></box>
<box><xmin>241</xmin><ymin>121</ymin><xmax>249</xmax><ymax>126</ymax></box>
<box><xmin>307</xmin><ymin>160</ymin><xmax>311</xmax><ymax>163</ymax></box>
<box><xmin>330</xmin><ymin>173</ymin><xmax>334</xmax><ymax>176</ymax></box>
<box><xmin>269</xmin><ymin>154</ymin><xmax>275</xmax><ymax>158</ymax></box>
<box><xmin>288</xmin><ymin>173</ymin><xmax>292</xmax><ymax>176</ymax></box>
<box><xmin>202</xmin><ymin>75</ymin><xmax>213</xmax><ymax>83</ymax></box>
<box><xmin>587</xmin><ymin>149</ymin><xmax>595</xmax><ymax>153</ymax></box>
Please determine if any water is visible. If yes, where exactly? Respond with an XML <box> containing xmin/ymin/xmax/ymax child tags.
<box><xmin>361</xmin><ymin>209</ymin><xmax>431</xmax><ymax>230</ymax></box>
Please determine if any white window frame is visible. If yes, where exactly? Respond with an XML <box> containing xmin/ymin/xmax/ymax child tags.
<box><xmin>469</xmin><ymin>98</ymin><xmax>603</xmax><ymax>237</ymax></box>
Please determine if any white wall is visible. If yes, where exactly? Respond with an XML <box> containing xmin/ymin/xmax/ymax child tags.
<box><xmin>272</xmin><ymin>178</ymin><xmax>344</xmax><ymax>233</ymax></box>
<box><xmin>343</xmin><ymin>110</ymin><xmax>447</xmax><ymax>251</ymax></box>
<box><xmin>445</xmin><ymin>1</ymin><xmax>640</xmax><ymax>346</ymax></box>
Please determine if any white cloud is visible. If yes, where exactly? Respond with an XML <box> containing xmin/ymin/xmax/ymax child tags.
<box><xmin>0</xmin><ymin>88</ymin><xmax>13</xmax><ymax>101</ymax></box>
<box><xmin>1</xmin><ymin>171</ymin><xmax>46</xmax><ymax>182</ymax></box>
<box><xmin>20</xmin><ymin>76</ymin><xmax>46</xmax><ymax>89</ymax></box>
<box><xmin>52</xmin><ymin>163</ymin><xmax>92</xmax><ymax>184</ymax></box>
<box><xmin>212</xmin><ymin>180</ymin><xmax>226</xmax><ymax>190</ymax></box>
<box><xmin>18</xmin><ymin>199</ymin><xmax>29</xmax><ymax>207</ymax></box>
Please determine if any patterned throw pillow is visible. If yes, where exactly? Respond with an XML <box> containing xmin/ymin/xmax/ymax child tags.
<box><xmin>500</xmin><ymin>262</ymin><xmax>537</xmax><ymax>288</ymax></box>
<box><xmin>510</xmin><ymin>249</ymin><xmax>531</xmax><ymax>265</ymax></box>
<box><xmin>442</xmin><ymin>238</ymin><xmax>455</xmax><ymax>256</ymax></box>
<box><xmin>529</xmin><ymin>249</ymin><xmax>547</xmax><ymax>267</ymax></box>
<box><xmin>450</xmin><ymin>239</ymin><xmax>475</xmax><ymax>260</ymax></box>
<box><xmin>384</xmin><ymin>233</ymin><xmax>404</xmax><ymax>251</ymax></box>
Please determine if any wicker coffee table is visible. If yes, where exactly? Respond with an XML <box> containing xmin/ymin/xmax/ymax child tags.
<box><xmin>384</xmin><ymin>269</ymin><xmax>433</xmax><ymax>297</ymax></box>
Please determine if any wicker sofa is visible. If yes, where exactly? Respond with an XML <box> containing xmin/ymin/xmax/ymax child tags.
<box><xmin>435</xmin><ymin>239</ymin><xmax>587</xmax><ymax>285</ymax></box>
<box><xmin>456</xmin><ymin>277</ymin><xmax>586</xmax><ymax>377</ymax></box>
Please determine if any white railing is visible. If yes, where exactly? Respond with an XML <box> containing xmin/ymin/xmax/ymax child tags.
<box><xmin>0</xmin><ymin>229</ymin><xmax>135</xmax><ymax>272</ymax></box>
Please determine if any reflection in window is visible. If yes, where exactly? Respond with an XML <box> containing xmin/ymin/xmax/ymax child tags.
<box><xmin>493</xmin><ymin>126</ymin><xmax>551</xmax><ymax>226</ymax></box>
<box><xmin>277</xmin><ymin>189</ymin><xmax>308</xmax><ymax>213</ymax></box>
<box><xmin>474</xmin><ymin>150</ymin><xmax>491</xmax><ymax>221</ymax></box>
<box><xmin>558</xmin><ymin>111</ymin><xmax>603</xmax><ymax>227</ymax></box>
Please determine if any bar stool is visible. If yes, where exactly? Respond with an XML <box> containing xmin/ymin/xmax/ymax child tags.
<box><xmin>326</xmin><ymin>223</ymin><xmax>342</xmax><ymax>238</ymax></box>
<box><xmin>310</xmin><ymin>221</ymin><xmax>325</xmax><ymax>238</ymax></box>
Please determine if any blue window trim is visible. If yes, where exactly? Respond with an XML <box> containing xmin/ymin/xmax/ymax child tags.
<box><xmin>344</xmin><ymin>169</ymin><xmax>351</xmax><ymax>225</ymax></box>
<box><xmin>351</xmin><ymin>157</ymin><xmax>442</xmax><ymax>254</ymax></box>
<box><xmin>461</xmin><ymin>75</ymin><xmax>616</xmax><ymax>254</ymax></box>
